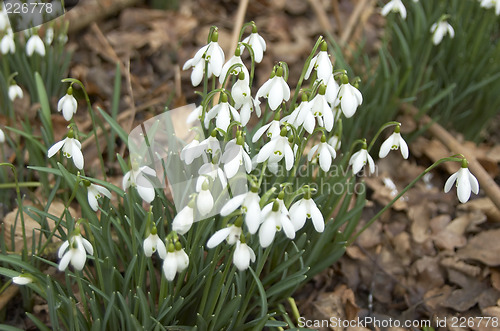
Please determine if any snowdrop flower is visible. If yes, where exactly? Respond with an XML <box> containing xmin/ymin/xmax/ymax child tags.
<box><xmin>172</xmin><ymin>201</ymin><xmax>195</xmax><ymax>235</ymax></box>
<box><xmin>381</xmin><ymin>0</ymin><xmax>407</xmax><ymax>19</ymax></box>
<box><xmin>204</xmin><ymin>93</ymin><xmax>240</xmax><ymax>132</ymax></box>
<box><xmin>232</xmin><ymin>72</ymin><xmax>251</xmax><ymax>107</ymax></box>
<box><xmin>196</xmin><ymin>158</ymin><xmax>228</xmax><ymax>191</ymax></box>
<box><xmin>58</xmin><ymin>232</ymin><xmax>93</xmax><ymax>271</ymax></box>
<box><xmin>220</xmin><ymin>47</ymin><xmax>250</xmax><ymax>84</ymax></box>
<box><xmin>45</xmin><ymin>27</ymin><xmax>54</xmax><ymax>45</ymax></box>
<box><xmin>304</xmin><ymin>41</ymin><xmax>333</xmax><ymax>82</ymax></box>
<box><xmin>47</xmin><ymin>130</ymin><xmax>84</xmax><ymax>170</ymax></box>
<box><xmin>199</xmin><ymin>131</ymin><xmax>222</xmax><ymax>157</ymax></box>
<box><xmin>58</xmin><ymin>88</ymin><xmax>78</xmax><ymax>121</ymax></box>
<box><xmin>122</xmin><ymin>162</ymin><xmax>157</xmax><ymax>203</ymax></box>
<box><xmin>379</xmin><ymin>125</ymin><xmax>409</xmax><ymax>159</ymax></box>
<box><xmin>0</xmin><ymin>128</ymin><xmax>5</xmax><ymax>143</ymax></box>
<box><xmin>239</xmin><ymin>96</ymin><xmax>261</xmax><ymax>126</ymax></box>
<box><xmin>1</xmin><ymin>29</ymin><xmax>15</xmax><ymax>54</ymax></box>
<box><xmin>233</xmin><ymin>237</ymin><xmax>256</xmax><ymax>271</ymax></box>
<box><xmin>186</xmin><ymin>105</ymin><xmax>202</xmax><ymax>124</ymax></box>
<box><xmin>143</xmin><ymin>227</ymin><xmax>167</xmax><ymax>259</ymax></box>
<box><xmin>444</xmin><ymin>159</ymin><xmax>479</xmax><ymax>203</ymax></box>
<box><xmin>308</xmin><ymin>135</ymin><xmax>336</xmax><ymax>172</ymax></box>
<box><xmin>283</xmin><ymin>94</ymin><xmax>315</xmax><ymax>134</ymax></box>
<box><xmin>8</xmin><ymin>84</ymin><xmax>23</xmax><ymax>101</ymax></box>
<box><xmin>197</xmin><ymin>179</ymin><xmax>214</xmax><ymax>216</ymax></box>
<box><xmin>430</xmin><ymin>19</ymin><xmax>455</xmax><ymax>45</ymax></box>
<box><xmin>252</xmin><ymin>113</ymin><xmax>282</xmax><ymax>142</ymax></box>
<box><xmin>480</xmin><ymin>0</ymin><xmax>500</xmax><ymax>15</ymax></box>
<box><xmin>222</xmin><ymin>135</ymin><xmax>252</xmax><ymax>178</ymax></box>
<box><xmin>163</xmin><ymin>241</ymin><xmax>189</xmax><ymax>281</ymax></box>
<box><xmin>240</xmin><ymin>24</ymin><xmax>267</xmax><ymax>63</ymax></box>
<box><xmin>328</xmin><ymin>135</ymin><xmax>341</xmax><ymax>150</ymax></box>
<box><xmin>13</xmin><ymin>274</ymin><xmax>34</xmax><ymax>285</ymax></box>
<box><xmin>256</xmin><ymin>128</ymin><xmax>295</xmax><ymax>171</ymax></box>
<box><xmin>180</xmin><ymin>138</ymin><xmax>204</xmax><ymax>165</ymax></box>
<box><xmin>335</xmin><ymin>75</ymin><xmax>363</xmax><ymax>118</ymax></box>
<box><xmin>256</xmin><ymin>66</ymin><xmax>290</xmax><ymax>111</ymax></box>
<box><xmin>26</xmin><ymin>34</ymin><xmax>46</xmax><ymax>56</ymax></box>
<box><xmin>0</xmin><ymin>7</ymin><xmax>10</xmax><ymax>31</ymax></box>
<box><xmin>220</xmin><ymin>186</ymin><xmax>262</xmax><ymax>234</ymax></box>
<box><xmin>182</xmin><ymin>30</ymin><xmax>225</xmax><ymax>86</ymax></box>
<box><xmin>349</xmin><ymin>143</ymin><xmax>375</xmax><ymax>174</ymax></box>
<box><xmin>309</xmin><ymin>84</ymin><xmax>334</xmax><ymax>132</ymax></box>
<box><xmin>259</xmin><ymin>200</ymin><xmax>295</xmax><ymax>248</ymax></box>
<box><xmin>206</xmin><ymin>222</ymin><xmax>242</xmax><ymax>248</ymax></box>
<box><xmin>289</xmin><ymin>189</ymin><xmax>324</xmax><ymax>232</ymax></box>
<box><xmin>324</xmin><ymin>73</ymin><xmax>340</xmax><ymax>105</ymax></box>
<box><xmin>85</xmin><ymin>180</ymin><xmax>112</xmax><ymax>212</ymax></box>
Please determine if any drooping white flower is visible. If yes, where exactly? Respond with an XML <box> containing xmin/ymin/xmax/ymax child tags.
<box><xmin>308</xmin><ymin>135</ymin><xmax>336</xmax><ymax>172</ymax></box>
<box><xmin>58</xmin><ymin>233</ymin><xmax>94</xmax><ymax>271</ymax></box>
<box><xmin>57</xmin><ymin>90</ymin><xmax>78</xmax><ymax>121</ymax></box>
<box><xmin>252</xmin><ymin>115</ymin><xmax>282</xmax><ymax>142</ymax></box>
<box><xmin>336</xmin><ymin>75</ymin><xmax>363</xmax><ymax>118</ymax></box>
<box><xmin>240</xmin><ymin>26</ymin><xmax>267</xmax><ymax>63</ymax></box>
<box><xmin>233</xmin><ymin>239</ymin><xmax>256</xmax><ymax>271</ymax></box>
<box><xmin>430</xmin><ymin>20</ymin><xmax>455</xmax><ymax>45</ymax></box>
<box><xmin>379</xmin><ymin>125</ymin><xmax>409</xmax><ymax>159</ymax></box>
<box><xmin>309</xmin><ymin>85</ymin><xmax>334</xmax><ymax>132</ymax></box>
<box><xmin>8</xmin><ymin>84</ymin><xmax>23</xmax><ymax>101</ymax></box>
<box><xmin>220</xmin><ymin>187</ymin><xmax>262</xmax><ymax>234</ymax></box>
<box><xmin>222</xmin><ymin>135</ymin><xmax>252</xmax><ymax>178</ymax></box>
<box><xmin>172</xmin><ymin>202</ymin><xmax>195</xmax><ymax>235</ymax></box>
<box><xmin>182</xmin><ymin>30</ymin><xmax>225</xmax><ymax>86</ymax></box>
<box><xmin>86</xmin><ymin>181</ymin><xmax>112</xmax><ymax>212</ymax></box>
<box><xmin>13</xmin><ymin>274</ymin><xmax>34</xmax><ymax>285</ymax></box>
<box><xmin>328</xmin><ymin>135</ymin><xmax>341</xmax><ymax>150</ymax></box>
<box><xmin>304</xmin><ymin>41</ymin><xmax>333</xmax><ymax>82</ymax></box>
<box><xmin>259</xmin><ymin>200</ymin><xmax>295</xmax><ymax>248</ymax></box>
<box><xmin>163</xmin><ymin>241</ymin><xmax>189</xmax><ymax>281</ymax></box>
<box><xmin>220</xmin><ymin>47</ymin><xmax>250</xmax><ymax>84</ymax></box>
<box><xmin>381</xmin><ymin>0</ymin><xmax>407</xmax><ymax>19</ymax></box>
<box><xmin>199</xmin><ymin>132</ymin><xmax>221</xmax><ymax>157</ymax></box>
<box><xmin>238</xmin><ymin>96</ymin><xmax>261</xmax><ymax>126</ymax></box>
<box><xmin>26</xmin><ymin>34</ymin><xmax>46</xmax><ymax>56</ymax></box>
<box><xmin>289</xmin><ymin>192</ymin><xmax>324</xmax><ymax>232</ymax></box>
<box><xmin>143</xmin><ymin>228</ymin><xmax>167</xmax><ymax>259</ymax></box>
<box><xmin>186</xmin><ymin>105</ymin><xmax>202</xmax><ymax>124</ymax></box>
<box><xmin>197</xmin><ymin>179</ymin><xmax>214</xmax><ymax>216</ymax></box>
<box><xmin>206</xmin><ymin>223</ymin><xmax>242</xmax><ymax>248</ymax></box>
<box><xmin>282</xmin><ymin>94</ymin><xmax>315</xmax><ymax>134</ymax></box>
<box><xmin>122</xmin><ymin>163</ymin><xmax>157</xmax><ymax>203</ymax></box>
<box><xmin>256</xmin><ymin>128</ymin><xmax>295</xmax><ymax>171</ymax></box>
<box><xmin>444</xmin><ymin>159</ymin><xmax>479</xmax><ymax>203</ymax></box>
<box><xmin>256</xmin><ymin>66</ymin><xmax>290</xmax><ymax>111</ymax></box>
<box><xmin>45</xmin><ymin>27</ymin><xmax>54</xmax><ymax>45</ymax></box>
<box><xmin>204</xmin><ymin>93</ymin><xmax>241</xmax><ymax>132</ymax></box>
<box><xmin>349</xmin><ymin>144</ymin><xmax>375</xmax><ymax>174</ymax></box>
<box><xmin>1</xmin><ymin>29</ymin><xmax>15</xmax><ymax>54</ymax></box>
<box><xmin>196</xmin><ymin>159</ymin><xmax>227</xmax><ymax>191</ymax></box>
<box><xmin>180</xmin><ymin>139</ymin><xmax>204</xmax><ymax>165</ymax></box>
<box><xmin>0</xmin><ymin>128</ymin><xmax>5</xmax><ymax>143</ymax></box>
<box><xmin>480</xmin><ymin>0</ymin><xmax>500</xmax><ymax>16</ymax></box>
<box><xmin>47</xmin><ymin>131</ymin><xmax>84</xmax><ymax>170</ymax></box>
<box><xmin>232</xmin><ymin>73</ymin><xmax>251</xmax><ymax>109</ymax></box>
<box><xmin>324</xmin><ymin>73</ymin><xmax>340</xmax><ymax>105</ymax></box>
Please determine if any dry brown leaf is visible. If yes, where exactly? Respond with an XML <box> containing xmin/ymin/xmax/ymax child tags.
<box><xmin>431</xmin><ymin>214</ymin><xmax>472</xmax><ymax>251</ymax></box>
<box><xmin>3</xmin><ymin>201</ymin><xmax>75</xmax><ymax>252</ymax></box>
<box><xmin>409</xmin><ymin>205</ymin><xmax>431</xmax><ymax>243</ymax></box>
<box><xmin>423</xmin><ymin>285</ymin><xmax>453</xmax><ymax>311</ymax></box>
<box><xmin>458</xmin><ymin>198</ymin><xmax>500</xmax><ymax>223</ymax></box>
<box><xmin>491</xmin><ymin>269</ymin><xmax>500</xmax><ymax>292</ymax></box>
<box><xmin>412</xmin><ymin>256</ymin><xmax>445</xmax><ymax>290</ymax></box>
<box><xmin>457</xmin><ymin>229</ymin><xmax>500</xmax><ymax>266</ymax></box>
<box><xmin>440</xmin><ymin>256</ymin><xmax>481</xmax><ymax>278</ymax></box>
<box><xmin>312</xmin><ymin>285</ymin><xmax>359</xmax><ymax>331</ymax></box>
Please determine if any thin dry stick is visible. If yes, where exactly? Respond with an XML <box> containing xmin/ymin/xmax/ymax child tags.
<box><xmin>307</xmin><ymin>0</ymin><xmax>333</xmax><ymax>35</ymax></box>
<box><xmin>403</xmin><ymin>104</ymin><xmax>500</xmax><ymax>211</ymax></box>
<box><xmin>340</xmin><ymin>0</ymin><xmax>371</xmax><ymax>46</ymax></box>
<box><xmin>331</xmin><ymin>0</ymin><xmax>343</xmax><ymax>35</ymax></box>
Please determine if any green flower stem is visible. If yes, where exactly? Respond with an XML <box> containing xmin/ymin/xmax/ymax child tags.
<box><xmin>62</xmin><ymin>78</ymin><xmax>107</xmax><ymax>180</ymax></box>
<box><xmin>287</xmin><ymin>297</ymin><xmax>300</xmax><ymax>323</ymax></box>
<box><xmin>348</xmin><ymin>156</ymin><xmax>464</xmax><ymax>244</ymax></box>
<box><xmin>0</xmin><ymin>163</ymin><xmax>27</xmax><ymax>257</ymax></box>
<box><xmin>0</xmin><ymin>181</ymin><xmax>41</xmax><ymax>189</ymax></box>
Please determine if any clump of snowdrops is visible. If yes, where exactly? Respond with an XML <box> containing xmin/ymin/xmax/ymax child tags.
<box><xmin>0</xmin><ymin>22</ymin><xmax>478</xmax><ymax>329</ymax></box>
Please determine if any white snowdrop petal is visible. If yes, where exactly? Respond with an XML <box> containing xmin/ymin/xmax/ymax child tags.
<box><xmin>207</xmin><ymin>227</ymin><xmax>232</xmax><ymax>248</ymax></box>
